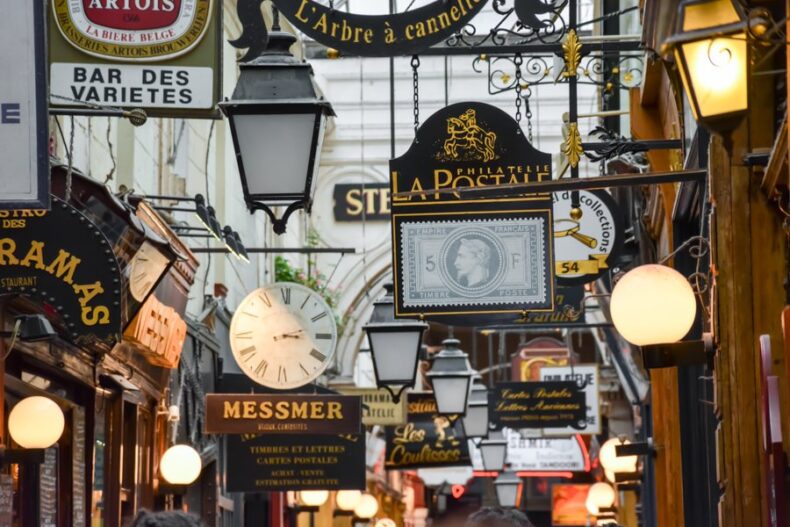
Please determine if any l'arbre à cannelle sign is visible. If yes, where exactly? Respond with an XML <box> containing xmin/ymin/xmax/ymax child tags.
<box><xmin>390</xmin><ymin>102</ymin><xmax>555</xmax><ymax>326</ymax></box>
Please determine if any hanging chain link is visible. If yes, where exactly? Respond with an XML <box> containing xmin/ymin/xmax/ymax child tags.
<box><xmin>514</xmin><ymin>53</ymin><xmax>523</xmax><ymax>127</ymax></box>
<box><xmin>525</xmin><ymin>89</ymin><xmax>533</xmax><ymax>143</ymax></box>
<box><xmin>411</xmin><ymin>55</ymin><xmax>420</xmax><ymax>137</ymax></box>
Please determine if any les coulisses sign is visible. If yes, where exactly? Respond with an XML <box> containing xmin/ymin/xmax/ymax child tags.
<box><xmin>0</xmin><ymin>197</ymin><xmax>122</xmax><ymax>342</ymax></box>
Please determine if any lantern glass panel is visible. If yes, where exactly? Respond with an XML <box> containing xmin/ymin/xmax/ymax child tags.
<box><xmin>480</xmin><ymin>442</ymin><xmax>507</xmax><ymax>471</ymax></box>
<box><xmin>232</xmin><ymin>111</ymin><xmax>322</xmax><ymax>198</ymax></box>
<box><xmin>676</xmin><ymin>34</ymin><xmax>747</xmax><ymax>121</ymax></box>
<box><xmin>369</xmin><ymin>330</ymin><xmax>422</xmax><ymax>384</ymax></box>
<box><xmin>461</xmin><ymin>404</ymin><xmax>489</xmax><ymax>438</ymax></box>
<box><xmin>681</xmin><ymin>0</ymin><xmax>740</xmax><ymax>30</ymax></box>
<box><xmin>495</xmin><ymin>481</ymin><xmax>520</xmax><ymax>508</ymax></box>
<box><xmin>432</xmin><ymin>376</ymin><xmax>470</xmax><ymax>415</ymax></box>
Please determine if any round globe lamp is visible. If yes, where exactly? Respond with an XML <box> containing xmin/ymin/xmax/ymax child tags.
<box><xmin>336</xmin><ymin>490</ymin><xmax>362</xmax><ymax>511</ymax></box>
<box><xmin>585</xmin><ymin>482</ymin><xmax>616</xmax><ymax>515</ymax></box>
<box><xmin>599</xmin><ymin>438</ymin><xmax>638</xmax><ymax>476</ymax></box>
<box><xmin>354</xmin><ymin>493</ymin><xmax>379</xmax><ymax>519</ymax></box>
<box><xmin>610</xmin><ymin>264</ymin><xmax>696</xmax><ymax>346</ymax></box>
<box><xmin>300</xmin><ymin>490</ymin><xmax>330</xmax><ymax>507</ymax></box>
<box><xmin>160</xmin><ymin>444</ymin><xmax>202</xmax><ymax>485</ymax></box>
<box><xmin>9</xmin><ymin>396</ymin><xmax>65</xmax><ymax>449</ymax></box>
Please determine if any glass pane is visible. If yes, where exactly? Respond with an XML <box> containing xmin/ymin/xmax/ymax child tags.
<box><xmin>432</xmin><ymin>377</ymin><xmax>469</xmax><ymax>415</ymax></box>
<box><xmin>233</xmin><ymin>113</ymin><xmax>318</xmax><ymax>197</ymax></box>
<box><xmin>369</xmin><ymin>331</ymin><xmax>420</xmax><ymax>383</ymax></box>
<box><xmin>682</xmin><ymin>35</ymin><xmax>747</xmax><ymax>119</ymax></box>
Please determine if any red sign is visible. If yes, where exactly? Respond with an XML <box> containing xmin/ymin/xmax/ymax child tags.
<box><xmin>83</xmin><ymin>0</ymin><xmax>183</xmax><ymax>30</ymax></box>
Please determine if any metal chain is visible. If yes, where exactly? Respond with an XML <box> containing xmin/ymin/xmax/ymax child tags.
<box><xmin>525</xmin><ymin>89</ymin><xmax>533</xmax><ymax>143</ymax></box>
<box><xmin>514</xmin><ymin>53</ymin><xmax>523</xmax><ymax>127</ymax></box>
<box><xmin>411</xmin><ymin>55</ymin><xmax>420</xmax><ymax>137</ymax></box>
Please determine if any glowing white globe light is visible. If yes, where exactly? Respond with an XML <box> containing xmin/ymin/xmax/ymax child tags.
<box><xmin>610</xmin><ymin>264</ymin><xmax>696</xmax><ymax>346</ymax></box>
<box><xmin>9</xmin><ymin>396</ymin><xmax>65</xmax><ymax>449</ymax></box>
<box><xmin>598</xmin><ymin>438</ymin><xmax>638</xmax><ymax>474</ymax></box>
<box><xmin>300</xmin><ymin>490</ymin><xmax>329</xmax><ymax>507</ymax></box>
<box><xmin>160</xmin><ymin>444</ymin><xmax>202</xmax><ymax>485</ymax></box>
<box><xmin>585</xmin><ymin>482</ymin><xmax>616</xmax><ymax>515</ymax></box>
<box><xmin>336</xmin><ymin>490</ymin><xmax>362</xmax><ymax>511</ymax></box>
<box><xmin>354</xmin><ymin>493</ymin><xmax>379</xmax><ymax>519</ymax></box>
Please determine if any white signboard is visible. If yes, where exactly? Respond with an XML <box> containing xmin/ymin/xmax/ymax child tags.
<box><xmin>540</xmin><ymin>365</ymin><xmax>601</xmax><ymax>435</ymax></box>
<box><xmin>470</xmin><ymin>428</ymin><xmax>589</xmax><ymax>472</ymax></box>
<box><xmin>50</xmin><ymin>64</ymin><xmax>214</xmax><ymax>109</ymax></box>
<box><xmin>0</xmin><ymin>0</ymin><xmax>48</xmax><ymax>208</ymax></box>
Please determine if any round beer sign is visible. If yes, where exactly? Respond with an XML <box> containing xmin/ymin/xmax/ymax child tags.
<box><xmin>53</xmin><ymin>0</ymin><xmax>213</xmax><ymax>61</ymax></box>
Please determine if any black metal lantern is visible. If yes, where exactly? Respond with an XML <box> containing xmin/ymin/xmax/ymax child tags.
<box><xmin>662</xmin><ymin>0</ymin><xmax>751</xmax><ymax>132</ymax></box>
<box><xmin>219</xmin><ymin>9</ymin><xmax>335</xmax><ymax>235</ymax></box>
<box><xmin>426</xmin><ymin>338</ymin><xmax>475</xmax><ymax>416</ymax></box>
<box><xmin>461</xmin><ymin>375</ymin><xmax>490</xmax><ymax>439</ymax></box>
<box><xmin>363</xmin><ymin>284</ymin><xmax>428</xmax><ymax>403</ymax></box>
<box><xmin>479</xmin><ymin>429</ymin><xmax>508</xmax><ymax>471</ymax></box>
<box><xmin>494</xmin><ymin>471</ymin><xmax>522</xmax><ymax>509</ymax></box>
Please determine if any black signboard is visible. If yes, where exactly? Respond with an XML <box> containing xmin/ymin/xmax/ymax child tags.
<box><xmin>390</xmin><ymin>102</ymin><xmax>555</xmax><ymax>326</ymax></box>
<box><xmin>516</xmin><ymin>286</ymin><xmax>585</xmax><ymax>326</ymax></box>
<box><xmin>333</xmin><ymin>183</ymin><xmax>390</xmax><ymax>222</ymax></box>
<box><xmin>0</xmin><ymin>196</ymin><xmax>122</xmax><ymax>342</ymax></box>
<box><xmin>385</xmin><ymin>393</ymin><xmax>470</xmax><ymax>470</ymax></box>
<box><xmin>226</xmin><ymin>433</ymin><xmax>366</xmax><ymax>492</ymax></box>
<box><xmin>490</xmin><ymin>381</ymin><xmax>587</xmax><ymax>430</ymax></box>
<box><xmin>273</xmin><ymin>0</ymin><xmax>486</xmax><ymax>57</ymax></box>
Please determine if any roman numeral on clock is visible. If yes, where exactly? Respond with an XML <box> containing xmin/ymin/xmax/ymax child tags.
<box><xmin>278</xmin><ymin>366</ymin><xmax>287</xmax><ymax>383</ymax></box>
<box><xmin>280</xmin><ymin>287</ymin><xmax>291</xmax><ymax>304</ymax></box>
<box><xmin>315</xmin><ymin>333</ymin><xmax>332</xmax><ymax>340</ymax></box>
<box><xmin>309</xmin><ymin>348</ymin><xmax>326</xmax><ymax>362</ymax></box>
<box><xmin>254</xmin><ymin>359</ymin><xmax>268</xmax><ymax>377</ymax></box>
<box><xmin>258</xmin><ymin>291</ymin><xmax>272</xmax><ymax>308</ymax></box>
<box><xmin>239</xmin><ymin>345</ymin><xmax>256</xmax><ymax>361</ymax></box>
<box><xmin>299</xmin><ymin>362</ymin><xmax>310</xmax><ymax>375</ymax></box>
<box><xmin>311</xmin><ymin>312</ymin><xmax>327</xmax><ymax>323</ymax></box>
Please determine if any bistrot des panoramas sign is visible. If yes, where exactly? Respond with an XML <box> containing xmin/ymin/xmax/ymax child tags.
<box><xmin>49</xmin><ymin>0</ymin><xmax>222</xmax><ymax>117</ymax></box>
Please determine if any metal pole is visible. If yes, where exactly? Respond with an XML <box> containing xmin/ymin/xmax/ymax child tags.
<box><xmin>190</xmin><ymin>247</ymin><xmax>357</xmax><ymax>255</ymax></box>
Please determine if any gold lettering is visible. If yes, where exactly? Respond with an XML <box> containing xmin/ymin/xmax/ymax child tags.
<box><xmin>45</xmin><ymin>249</ymin><xmax>81</xmax><ymax>284</ymax></box>
<box><xmin>405</xmin><ymin>23</ymin><xmax>415</xmax><ymax>40</ymax></box>
<box><xmin>0</xmin><ymin>239</ymin><xmax>18</xmax><ymax>265</ymax></box>
<box><xmin>81</xmin><ymin>305</ymin><xmax>110</xmax><ymax>326</ymax></box>
<box><xmin>327</xmin><ymin>402</ymin><xmax>343</xmax><ymax>420</ymax></box>
<box><xmin>310</xmin><ymin>402</ymin><xmax>325</xmax><ymax>419</ymax></box>
<box><xmin>380</xmin><ymin>188</ymin><xmax>391</xmax><ymax>214</ymax></box>
<box><xmin>294</xmin><ymin>0</ymin><xmax>311</xmax><ymax>23</ymax></box>
<box><xmin>450</xmin><ymin>6</ymin><xmax>460</xmax><ymax>21</ymax></box>
<box><xmin>73</xmin><ymin>281</ymin><xmax>104</xmax><ymax>307</ymax></box>
<box><xmin>275</xmin><ymin>401</ymin><xmax>290</xmax><ymax>419</ymax></box>
<box><xmin>292</xmin><ymin>402</ymin><xmax>309</xmax><ymax>419</ymax></box>
<box><xmin>433</xmin><ymin>169</ymin><xmax>453</xmax><ymax>199</ymax></box>
<box><xmin>224</xmin><ymin>401</ymin><xmax>241</xmax><ymax>419</ymax></box>
<box><xmin>260</xmin><ymin>401</ymin><xmax>273</xmax><ymax>419</ymax></box>
<box><xmin>243</xmin><ymin>401</ymin><xmax>257</xmax><ymax>419</ymax></box>
<box><xmin>19</xmin><ymin>241</ymin><xmax>45</xmax><ymax>270</ymax></box>
<box><xmin>345</xmin><ymin>189</ymin><xmax>363</xmax><ymax>215</ymax></box>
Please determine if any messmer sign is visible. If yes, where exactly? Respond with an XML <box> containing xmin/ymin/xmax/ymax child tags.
<box><xmin>0</xmin><ymin>0</ymin><xmax>49</xmax><ymax>209</ymax></box>
<box><xmin>205</xmin><ymin>394</ymin><xmax>362</xmax><ymax>435</ymax></box>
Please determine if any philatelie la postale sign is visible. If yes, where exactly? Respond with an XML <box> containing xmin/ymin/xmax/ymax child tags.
<box><xmin>390</xmin><ymin>102</ymin><xmax>554</xmax><ymax>324</ymax></box>
<box><xmin>337</xmin><ymin>386</ymin><xmax>406</xmax><ymax>426</ymax></box>
<box><xmin>204</xmin><ymin>394</ymin><xmax>362</xmax><ymax>435</ymax></box>
<box><xmin>0</xmin><ymin>0</ymin><xmax>49</xmax><ymax>209</ymax></box>
<box><xmin>275</xmin><ymin>0</ymin><xmax>486</xmax><ymax>57</ymax></box>
<box><xmin>385</xmin><ymin>393</ymin><xmax>470</xmax><ymax>470</ymax></box>
<box><xmin>333</xmin><ymin>183</ymin><xmax>391</xmax><ymax>222</ymax></box>
<box><xmin>553</xmin><ymin>190</ymin><xmax>623</xmax><ymax>285</ymax></box>
<box><xmin>226</xmin><ymin>433</ymin><xmax>366</xmax><ymax>492</ymax></box>
<box><xmin>49</xmin><ymin>0</ymin><xmax>221</xmax><ymax>117</ymax></box>
<box><xmin>490</xmin><ymin>381</ymin><xmax>587</xmax><ymax>430</ymax></box>
<box><xmin>0</xmin><ymin>197</ymin><xmax>122</xmax><ymax>342</ymax></box>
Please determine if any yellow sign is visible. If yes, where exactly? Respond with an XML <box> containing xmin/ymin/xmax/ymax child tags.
<box><xmin>338</xmin><ymin>387</ymin><xmax>406</xmax><ymax>425</ymax></box>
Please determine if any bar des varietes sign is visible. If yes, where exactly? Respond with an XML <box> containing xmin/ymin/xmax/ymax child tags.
<box><xmin>390</xmin><ymin>102</ymin><xmax>554</xmax><ymax>326</ymax></box>
<box><xmin>490</xmin><ymin>381</ymin><xmax>587</xmax><ymax>430</ymax></box>
<box><xmin>205</xmin><ymin>394</ymin><xmax>361</xmax><ymax>435</ymax></box>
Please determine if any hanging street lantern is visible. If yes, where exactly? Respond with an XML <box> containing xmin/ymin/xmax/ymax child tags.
<box><xmin>363</xmin><ymin>284</ymin><xmax>428</xmax><ymax>403</ymax></box>
<box><xmin>160</xmin><ymin>444</ymin><xmax>202</xmax><ymax>486</ymax></box>
<box><xmin>479</xmin><ymin>429</ymin><xmax>508</xmax><ymax>472</ymax></box>
<box><xmin>219</xmin><ymin>10</ymin><xmax>335</xmax><ymax>235</ymax></box>
<box><xmin>662</xmin><ymin>0</ymin><xmax>754</xmax><ymax>133</ymax></box>
<box><xmin>461</xmin><ymin>375</ymin><xmax>490</xmax><ymax>439</ymax></box>
<box><xmin>426</xmin><ymin>338</ymin><xmax>476</xmax><ymax>416</ymax></box>
<box><xmin>494</xmin><ymin>471</ymin><xmax>523</xmax><ymax>509</ymax></box>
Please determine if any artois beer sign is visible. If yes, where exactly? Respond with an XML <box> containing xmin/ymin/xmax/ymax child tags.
<box><xmin>53</xmin><ymin>0</ymin><xmax>213</xmax><ymax>61</ymax></box>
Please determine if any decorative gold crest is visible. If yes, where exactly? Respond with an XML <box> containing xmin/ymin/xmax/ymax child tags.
<box><xmin>439</xmin><ymin>109</ymin><xmax>498</xmax><ymax>162</ymax></box>
<box><xmin>562</xmin><ymin>29</ymin><xmax>582</xmax><ymax>78</ymax></box>
<box><xmin>562</xmin><ymin>122</ymin><xmax>583</xmax><ymax>168</ymax></box>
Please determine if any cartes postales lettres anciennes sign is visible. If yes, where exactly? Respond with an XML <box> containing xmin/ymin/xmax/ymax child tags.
<box><xmin>390</xmin><ymin>102</ymin><xmax>554</xmax><ymax>325</ymax></box>
<box><xmin>204</xmin><ymin>394</ymin><xmax>361</xmax><ymax>435</ymax></box>
<box><xmin>275</xmin><ymin>0</ymin><xmax>486</xmax><ymax>57</ymax></box>
<box><xmin>490</xmin><ymin>381</ymin><xmax>587</xmax><ymax>430</ymax></box>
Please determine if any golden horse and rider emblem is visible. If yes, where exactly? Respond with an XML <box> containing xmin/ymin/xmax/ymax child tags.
<box><xmin>439</xmin><ymin>109</ymin><xmax>499</xmax><ymax>162</ymax></box>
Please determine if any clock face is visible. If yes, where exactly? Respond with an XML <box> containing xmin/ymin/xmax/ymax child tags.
<box><xmin>129</xmin><ymin>241</ymin><xmax>171</xmax><ymax>302</ymax></box>
<box><xmin>229</xmin><ymin>283</ymin><xmax>338</xmax><ymax>390</ymax></box>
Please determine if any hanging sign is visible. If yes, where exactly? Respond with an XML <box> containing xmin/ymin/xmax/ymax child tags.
<box><xmin>0</xmin><ymin>197</ymin><xmax>122</xmax><ymax>343</ymax></box>
<box><xmin>553</xmin><ymin>190</ymin><xmax>623</xmax><ymax>285</ymax></box>
<box><xmin>385</xmin><ymin>393</ymin><xmax>470</xmax><ymax>469</ymax></box>
<box><xmin>470</xmin><ymin>429</ymin><xmax>590</xmax><ymax>473</ymax></box>
<box><xmin>0</xmin><ymin>0</ymin><xmax>49</xmax><ymax>209</ymax></box>
<box><xmin>273</xmin><ymin>0</ymin><xmax>486</xmax><ymax>57</ymax></box>
<box><xmin>337</xmin><ymin>387</ymin><xmax>406</xmax><ymax>426</ymax></box>
<box><xmin>539</xmin><ymin>365</ymin><xmax>600</xmax><ymax>435</ymax></box>
<box><xmin>390</xmin><ymin>102</ymin><xmax>554</xmax><ymax>325</ymax></box>
<box><xmin>49</xmin><ymin>0</ymin><xmax>222</xmax><ymax>117</ymax></box>
<box><xmin>490</xmin><ymin>381</ymin><xmax>587</xmax><ymax>430</ymax></box>
<box><xmin>226</xmin><ymin>433</ymin><xmax>366</xmax><ymax>492</ymax></box>
<box><xmin>515</xmin><ymin>286</ymin><xmax>585</xmax><ymax>326</ymax></box>
<box><xmin>204</xmin><ymin>394</ymin><xmax>362</xmax><ymax>435</ymax></box>
<box><xmin>124</xmin><ymin>294</ymin><xmax>187</xmax><ymax>368</ymax></box>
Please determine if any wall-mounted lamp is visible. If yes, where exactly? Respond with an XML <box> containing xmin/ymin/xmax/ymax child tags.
<box><xmin>353</xmin><ymin>492</ymin><xmax>379</xmax><ymax>525</ymax></box>
<box><xmin>158</xmin><ymin>444</ymin><xmax>202</xmax><ymax>495</ymax></box>
<box><xmin>296</xmin><ymin>490</ymin><xmax>329</xmax><ymax>527</ymax></box>
<box><xmin>333</xmin><ymin>490</ymin><xmax>362</xmax><ymax>517</ymax></box>
<box><xmin>585</xmin><ymin>482</ymin><xmax>616</xmax><ymax>516</ymax></box>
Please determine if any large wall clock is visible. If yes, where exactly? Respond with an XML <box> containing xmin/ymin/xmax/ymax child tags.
<box><xmin>229</xmin><ymin>282</ymin><xmax>338</xmax><ymax>390</ymax></box>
